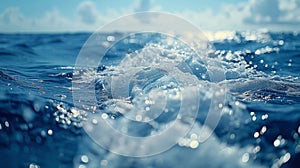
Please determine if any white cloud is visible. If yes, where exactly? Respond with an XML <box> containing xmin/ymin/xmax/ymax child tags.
<box><xmin>278</xmin><ymin>0</ymin><xmax>300</xmax><ymax>23</ymax></box>
<box><xmin>244</xmin><ymin>0</ymin><xmax>300</xmax><ymax>24</ymax></box>
<box><xmin>173</xmin><ymin>3</ymin><xmax>251</xmax><ymax>31</ymax></box>
<box><xmin>0</xmin><ymin>5</ymin><xmax>102</xmax><ymax>32</ymax></box>
<box><xmin>1</xmin><ymin>7</ymin><xmax>25</xmax><ymax>25</ymax></box>
<box><xmin>41</xmin><ymin>10</ymin><xmax>71</xmax><ymax>27</ymax></box>
<box><xmin>77</xmin><ymin>1</ymin><xmax>102</xmax><ymax>25</ymax></box>
<box><xmin>135</xmin><ymin>0</ymin><xmax>151</xmax><ymax>12</ymax></box>
<box><xmin>174</xmin><ymin>0</ymin><xmax>300</xmax><ymax>31</ymax></box>
<box><xmin>245</xmin><ymin>0</ymin><xmax>280</xmax><ymax>23</ymax></box>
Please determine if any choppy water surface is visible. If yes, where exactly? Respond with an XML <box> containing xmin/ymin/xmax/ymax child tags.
<box><xmin>0</xmin><ymin>31</ymin><xmax>299</xmax><ymax>167</ymax></box>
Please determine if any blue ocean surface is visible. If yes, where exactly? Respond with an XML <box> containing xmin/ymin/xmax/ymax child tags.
<box><xmin>0</xmin><ymin>31</ymin><xmax>299</xmax><ymax>168</ymax></box>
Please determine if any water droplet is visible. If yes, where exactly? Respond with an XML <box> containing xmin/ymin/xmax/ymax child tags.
<box><xmin>47</xmin><ymin>129</ymin><xmax>53</xmax><ymax>136</ymax></box>
<box><xmin>218</xmin><ymin>103</ymin><xmax>223</xmax><ymax>108</ymax></box>
<box><xmin>282</xmin><ymin>153</ymin><xmax>291</xmax><ymax>163</ymax></box>
<box><xmin>189</xmin><ymin>140</ymin><xmax>199</xmax><ymax>149</ymax></box>
<box><xmin>102</xmin><ymin>41</ymin><xmax>109</xmax><ymax>47</ymax></box>
<box><xmin>100</xmin><ymin>160</ymin><xmax>108</xmax><ymax>166</ymax></box>
<box><xmin>101</xmin><ymin>113</ymin><xmax>108</xmax><ymax>119</ymax></box>
<box><xmin>293</xmin><ymin>132</ymin><xmax>298</xmax><ymax>139</ymax></box>
<box><xmin>190</xmin><ymin>133</ymin><xmax>198</xmax><ymax>139</ymax></box>
<box><xmin>255</xmin><ymin>50</ymin><xmax>261</xmax><ymax>55</ymax></box>
<box><xmin>71</xmin><ymin>108</ymin><xmax>79</xmax><ymax>117</ymax></box>
<box><xmin>278</xmin><ymin>40</ymin><xmax>284</xmax><ymax>45</ymax></box>
<box><xmin>253</xmin><ymin>146</ymin><xmax>261</xmax><ymax>153</ymax></box>
<box><xmin>273</xmin><ymin>139</ymin><xmax>280</xmax><ymax>147</ymax></box>
<box><xmin>145</xmin><ymin>100</ymin><xmax>150</xmax><ymax>104</ymax></box>
<box><xmin>295</xmin><ymin>145</ymin><xmax>300</xmax><ymax>153</ymax></box>
<box><xmin>230</xmin><ymin>134</ymin><xmax>235</xmax><ymax>139</ymax></box>
<box><xmin>33</xmin><ymin>102</ymin><xmax>41</xmax><ymax>112</ymax></box>
<box><xmin>81</xmin><ymin>155</ymin><xmax>89</xmax><ymax>163</ymax></box>
<box><xmin>262</xmin><ymin>114</ymin><xmax>268</xmax><ymax>120</ymax></box>
<box><xmin>135</xmin><ymin>115</ymin><xmax>142</xmax><ymax>121</ymax></box>
<box><xmin>41</xmin><ymin>130</ymin><xmax>46</xmax><ymax>137</ymax></box>
<box><xmin>260</xmin><ymin>59</ymin><xmax>264</xmax><ymax>64</ymax></box>
<box><xmin>92</xmin><ymin>119</ymin><xmax>98</xmax><ymax>125</ymax></box>
<box><xmin>242</xmin><ymin>153</ymin><xmax>249</xmax><ymax>163</ymax></box>
<box><xmin>29</xmin><ymin>163</ymin><xmax>40</xmax><ymax>168</ymax></box>
<box><xmin>178</xmin><ymin>138</ymin><xmax>185</xmax><ymax>146</ymax></box>
<box><xmin>225</xmin><ymin>52</ymin><xmax>233</xmax><ymax>60</ymax></box>
<box><xmin>4</xmin><ymin>121</ymin><xmax>9</xmax><ymax>127</ymax></box>
<box><xmin>260</xmin><ymin>126</ymin><xmax>267</xmax><ymax>134</ymax></box>
<box><xmin>254</xmin><ymin>132</ymin><xmax>259</xmax><ymax>138</ymax></box>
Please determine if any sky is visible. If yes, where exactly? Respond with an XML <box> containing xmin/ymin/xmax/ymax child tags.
<box><xmin>0</xmin><ymin>0</ymin><xmax>299</xmax><ymax>32</ymax></box>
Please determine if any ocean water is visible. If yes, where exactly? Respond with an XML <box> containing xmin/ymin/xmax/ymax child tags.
<box><xmin>0</xmin><ymin>31</ymin><xmax>299</xmax><ymax>168</ymax></box>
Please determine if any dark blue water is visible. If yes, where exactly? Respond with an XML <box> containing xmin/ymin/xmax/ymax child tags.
<box><xmin>0</xmin><ymin>31</ymin><xmax>299</xmax><ymax>168</ymax></box>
